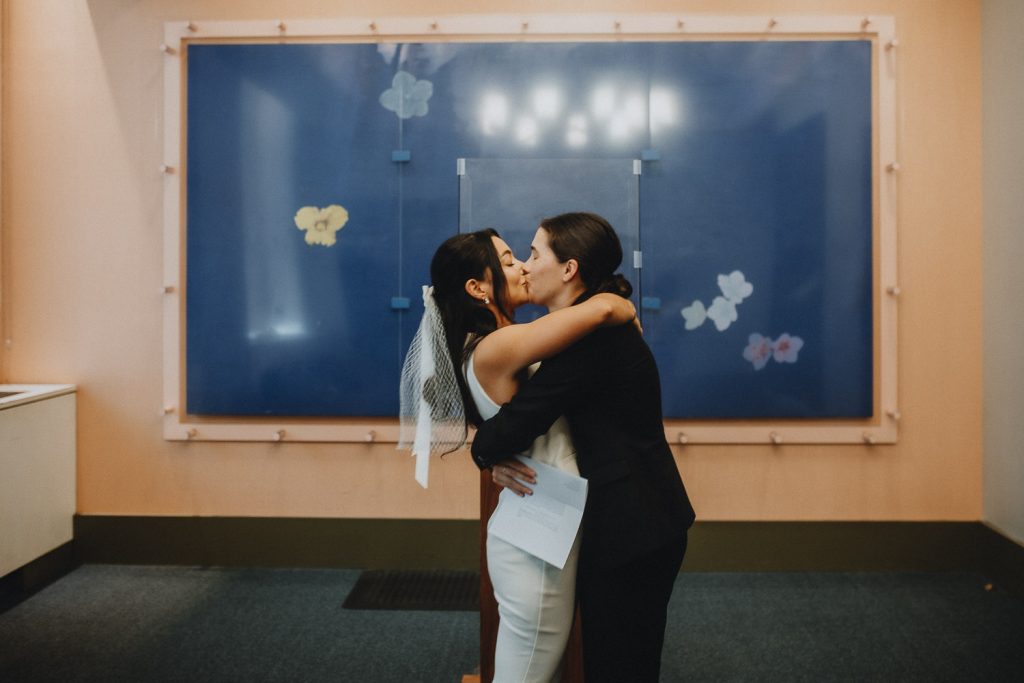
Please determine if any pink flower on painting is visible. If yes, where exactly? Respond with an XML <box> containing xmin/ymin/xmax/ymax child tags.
<box><xmin>772</xmin><ymin>334</ymin><xmax>804</xmax><ymax>363</ymax></box>
<box><xmin>743</xmin><ymin>333</ymin><xmax>774</xmax><ymax>371</ymax></box>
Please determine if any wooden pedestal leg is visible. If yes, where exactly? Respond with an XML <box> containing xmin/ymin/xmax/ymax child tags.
<box><xmin>479</xmin><ymin>472</ymin><xmax>501</xmax><ymax>683</ymax></box>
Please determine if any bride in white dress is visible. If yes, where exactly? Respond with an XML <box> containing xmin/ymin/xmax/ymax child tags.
<box><xmin>400</xmin><ymin>229</ymin><xmax>635</xmax><ymax>682</ymax></box>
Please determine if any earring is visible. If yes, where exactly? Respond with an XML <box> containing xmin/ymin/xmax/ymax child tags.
<box><xmin>483</xmin><ymin>296</ymin><xmax>491</xmax><ymax>305</ymax></box>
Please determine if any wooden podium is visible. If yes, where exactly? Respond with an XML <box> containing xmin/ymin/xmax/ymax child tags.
<box><xmin>470</xmin><ymin>471</ymin><xmax>585</xmax><ymax>683</ymax></box>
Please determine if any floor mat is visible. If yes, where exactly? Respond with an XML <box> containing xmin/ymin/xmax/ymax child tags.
<box><xmin>342</xmin><ymin>569</ymin><xmax>480</xmax><ymax>611</ymax></box>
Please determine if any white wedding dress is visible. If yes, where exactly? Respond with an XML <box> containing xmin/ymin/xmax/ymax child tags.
<box><xmin>466</xmin><ymin>353</ymin><xmax>581</xmax><ymax>683</ymax></box>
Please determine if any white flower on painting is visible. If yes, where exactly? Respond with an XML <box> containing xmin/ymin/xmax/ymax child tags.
<box><xmin>772</xmin><ymin>334</ymin><xmax>804</xmax><ymax>364</ymax></box>
<box><xmin>718</xmin><ymin>270</ymin><xmax>753</xmax><ymax>304</ymax></box>
<box><xmin>743</xmin><ymin>333</ymin><xmax>774</xmax><ymax>371</ymax></box>
<box><xmin>294</xmin><ymin>204</ymin><xmax>349</xmax><ymax>247</ymax></box>
<box><xmin>380</xmin><ymin>71</ymin><xmax>434</xmax><ymax>119</ymax></box>
<box><xmin>680</xmin><ymin>300</ymin><xmax>707</xmax><ymax>330</ymax></box>
<box><xmin>680</xmin><ymin>269</ymin><xmax>753</xmax><ymax>333</ymax></box>
<box><xmin>706</xmin><ymin>296</ymin><xmax>738</xmax><ymax>332</ymax></box>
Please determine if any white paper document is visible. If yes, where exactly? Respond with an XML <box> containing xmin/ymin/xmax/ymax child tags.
<box><xmin>487</xmin><ymin>456</ymin><xmax>588</xmax><ymax>569</ymax></box>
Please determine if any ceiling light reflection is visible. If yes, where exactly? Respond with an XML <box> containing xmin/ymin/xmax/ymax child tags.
<box><xmin>532</xmin><ymin>85</ymin><xmax>562</xmax><ymax>119</ymax></box>
<box><xmin>480</xmin><ymin>92</ymin><xmax>508</xmax><ymax>135</ymax></box>
<box><xmin>516</xmin><ymin>117</ymin><xmax>538</xmax><ymax>146</ymax></box>
<box><xmin>650</xmin><ymin>87</ymin><xmax>679</xmax><ymax>131</ymax></box>
<box><xmin>625</xmin><ymin>94</ymin><xmax>646</xmax><ymax>128</ymax></box>
<box><xmin>591</xmin><ymin>85</ymin><xmax>616</xmax><ymax>121</ymax></box>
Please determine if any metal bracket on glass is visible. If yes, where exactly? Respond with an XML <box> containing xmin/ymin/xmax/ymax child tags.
<box><xmin>641</xmin><ymin>296</ymin><xmax>661</xmax><ymax>310</ymax></box>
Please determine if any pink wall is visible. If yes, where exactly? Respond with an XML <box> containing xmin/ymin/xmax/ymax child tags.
<box><xmin>0</xmin><ymin>0</ymin><xmax>983</xmax><ymax>521</ymax></box>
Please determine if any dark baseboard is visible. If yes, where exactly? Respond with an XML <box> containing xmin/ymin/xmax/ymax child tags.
<box><xmin>71</xmin><ymin>516</ymin><xmax>1024</xmax><ymax>593</ymax></box>
<box><xmin>684</xmin><ymin>521</ymin><xmax>995</xmax><ymax>572</ymax></box>
<box><xmin>0</xmin><ymin>541</ymin><xmax>80</xmax><ymax>613</ymax></box>
<box><xmin>73</xmin><ymin>516</ymin><xmax>479</xmax><ymax>570</ymax></box>
<box><xmin>681</xmin><ymin>521</ymin><xmax>1024</xmax><ymax>596</ymax></box>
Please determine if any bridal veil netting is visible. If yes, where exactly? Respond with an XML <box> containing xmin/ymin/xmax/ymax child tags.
<box><xmin>399</xmin><ymin>285</ymin><xmax>467</xmax><ymax>487</ymax></box>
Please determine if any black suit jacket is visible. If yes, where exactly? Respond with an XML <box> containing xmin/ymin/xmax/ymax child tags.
<box><xmin>471</xmin><ymin>321</ymin><xmax>695</xmax><ymax>571</ymax></box>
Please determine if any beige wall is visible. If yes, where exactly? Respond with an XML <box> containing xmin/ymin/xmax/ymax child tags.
<box><xmin>0</xmin><ymin>1</ymin><xmax>5</xmax><ymax>379</ymax></box>
<box><xmin>1</xmin><ymin>0</ymin><xmax>983</xmax><ymax>521</ymax></box>
<box><xmin>982</xmin><ymin>0</ymin><xmax>1024</xmax><ymax>545</ymax></box>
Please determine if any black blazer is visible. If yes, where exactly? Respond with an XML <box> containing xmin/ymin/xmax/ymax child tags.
<box><xmin>472</xmin><ymin>321</ymin><xmax>695</xmax><ymax>571</ymax></box>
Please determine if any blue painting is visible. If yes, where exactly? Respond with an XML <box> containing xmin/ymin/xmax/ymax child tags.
<box><xmin>185</xmin><ymin>40</ymin><xmax>872</xmax><ymax>418</ymax></box>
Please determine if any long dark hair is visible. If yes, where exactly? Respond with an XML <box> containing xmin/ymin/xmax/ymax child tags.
<box><xmin>539</xmin><ymin>212</ymin><xmax>633</xmax><ymax>298</ymax></box>
<box><xmin>430</xmin><ymin>228</ymin><xmax>513</xmax><ymax>432</ymax></box>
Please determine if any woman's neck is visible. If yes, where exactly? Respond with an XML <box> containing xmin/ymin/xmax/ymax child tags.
<box><xmin>545</xmin><ymin>283</ymin><xmax>587</xmax><ymax>312</ymax></box>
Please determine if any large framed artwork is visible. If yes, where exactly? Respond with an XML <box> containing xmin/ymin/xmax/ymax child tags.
<box><xmin>162</xmin><ymin>14</ymin><xmax>899</xmax><ymax>444</ymax></box>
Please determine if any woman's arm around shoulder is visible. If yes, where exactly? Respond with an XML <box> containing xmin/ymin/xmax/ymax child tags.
<box><xmin>475</xmin><ymin>293</ymin><xmax>635</xmax><ymax>375</ymax></box>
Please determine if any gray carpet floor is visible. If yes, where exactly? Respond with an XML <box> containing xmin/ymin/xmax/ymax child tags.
<box><xmin>1</xmin><ymin>566</ymin><xmax>1022</xmax><ymax>682</ymax></box>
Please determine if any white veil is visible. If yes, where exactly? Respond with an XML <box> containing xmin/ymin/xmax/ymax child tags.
<box><xmin>398</xmin><ymin>285</ymin><xmax>467</xmax><ymax>488</ymax></box>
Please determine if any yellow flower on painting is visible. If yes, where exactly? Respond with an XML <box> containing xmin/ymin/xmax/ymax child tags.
<box><xmin>294</xmin><ymin>204</ymin><xmax>349</xmax><ymax>247</ymax></box>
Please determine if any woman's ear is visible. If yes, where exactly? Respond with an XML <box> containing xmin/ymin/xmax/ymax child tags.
<box><xmin>562</xmin><ymin>259</ymin><xmax>580</xmax><ymax>283</ymax></box>
<box><xmin>464</xmin><ymin>278</ymin><xmax>488</xmax><ymax>301</ymax></box>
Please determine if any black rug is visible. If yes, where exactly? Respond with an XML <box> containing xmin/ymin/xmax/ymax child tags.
<box><xmin>342</xmin><ymin>569</ymin><xmax>480</xmax><ymax>611</ymax></box>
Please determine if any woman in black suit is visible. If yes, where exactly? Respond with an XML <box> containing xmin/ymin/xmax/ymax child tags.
<box><xmin>471</xmin><ymin>212</ymin><xmax>696</xmax><ymax>683</ymax></box>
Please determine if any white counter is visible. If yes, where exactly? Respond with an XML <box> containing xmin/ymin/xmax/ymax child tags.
<box><xmin>0</xmin><ymin>384</ymin><xmax>77</xmax><ymax>577</ymax></box>
<box><xmin>0</xmin><ymin>384</ymin><xmax>77</xmax><ymax>410</ymax></box>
